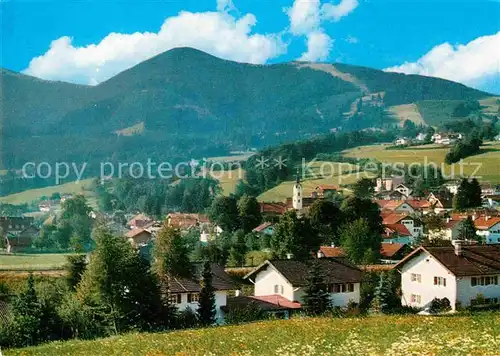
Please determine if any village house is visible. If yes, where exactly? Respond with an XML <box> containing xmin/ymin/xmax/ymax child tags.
<box><xmin>474</xmin><ymin>216</ymin><xmax>500</xmax><ymax>245</ymax></box>
<box><xmin>165</xmin><ymin>264</ymin><xmax>235</xmax><ymax>322</ymax></box>
<box><xmin>245</xmin><ymin>259</ymin><xmax>363</xmax><ymax>310</ymax></box>
<box><xmin>313</xmin><ymin>184</ymin><xmax>340</xmax><ymax>198</ymax></box>
<box><xmin>166</xmin><ymin>213</ymin><xmax>209</xmax><ymax>231</ymax></box>
<box><xmin>258</xmin><ymin>202</ymin><xmax>287</xmax><ymax>218</ymax></box>
<box><xmin>375</xmin><ymin>176</ymin><xmax>404</xmax><ymax>193</ymax></box>
<box><xmin>319</xmin><ymin>242</ymin><xmax>412</xmax><ymax>263</ymax></box>
<box><xmin>428</xmin><ymin>215</ymin><xmax>466</xmax><ymax>241</ymax></box>
<box><xmin>394</xmin><ymin>244</ymin><xmax>500</xmax><ymax>310</ymax></box>
<box><xmin>394</xmin><ymin>138</ymin><xmax>409</xmax><ymax>146</ymax></box>
<box><xmin>415</xmin><ymin>132</ymin><xmax>427</xmax><ymax>142</ymax></box>
<box><xmin>376</xmin><ymin>199</ymin><xmax>431</xmax><ymax>216</ymax></box>
<box><xmin>199</xmin><ymin>223</ymin><xmax>223</xmax><ymax>243</ymax></box>
<box><xmin>427</xmin><ymin>192</ymin><xmax>454</xmax><ymax>214</ymax></box>
<box><xmin>1</xmin><ymin>217</ymin><xmax>39</xmax><ymax>253</ymax></box>
<box><xmin>252</xmin><ymin>222</ymin><xmax>275</xmax><ymax>236</ymax></box>
<box><xmin>382</xmin><ymin>212</ymin><xmax>423</xmax><ymax>239</ymax></box>
<box><xmin>125</xmin><ymin>228</ymin><xmax>152</xmax><ymax>248</ymax></box>
<box><xmin>127</xmin><ymin>213</ymin><xmax>153</xmax><ymax>230</ymax></box>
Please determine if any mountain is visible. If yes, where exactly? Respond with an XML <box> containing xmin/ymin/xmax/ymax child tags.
<box><xmin>0</xmin><ymin>47</ymin><xmax>492</xmax><ymax>170</ymax></box>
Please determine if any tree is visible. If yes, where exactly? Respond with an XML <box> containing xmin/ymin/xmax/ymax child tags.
<box><xmin>58</xmin><ymin>195</ymin><xmax>93</xmax><ymax>251</ymax></box>
<box><xmin>77</xmin><ymin>226</ymin><xmax>167</xmax><ymax>334</ymax></box>
<box><xmin>339</xmin><ymin>218</ymin><xmax>382</xmax><ymax>264</ymax></box>
<box><xmin>453</xmin><ymin>178</ymin><xmax>470</xmax><ymax>211</ymax></box>
<box><xmin>468</xmin><ymin>178</ymin><xmax>482</xmax><ymax>208</ymax></box>
<box><xmin>271</xmin><ymin>211</ymin><xmax>319</xmax><ymax>260</ymax></box>
<box><xmin>227</xmin><ymin>230</ymin><xmax>247</xmax><ymax>267</ymax></box>
<box><xmin>340</xmin><ymin>196</ymin><xmax>383</xmax><ymax>234</ymax></box>
<box><xmin>308</xmin><ymin>200</ymin><xmax>342</xmax><ymax>245</ymax></box>
<box><xmin>352</xmin><ymin>178</ymin><xmax>375</xmax><ymax>199</ymax></box>
<box><xmin>65</xmin><ymin>254</ymin><xmax>87</xmax><ymax>290</ymax></box>
<box><xmin>197</xmin><ymin>261</ymin><xmax>216</xmax><ymax>326</ymax></box>
<box><xmin>209</xmin><ymin>196</ymin><xmax>239</xmax><ymax>232</ymax></box>
<box><xmin>237</xmin><ymin>195</ymin><xmax>262</xmax><ymax>233</ymax></box>
<box><xmin>302</xmin><ymin>260</ymin><xmax>331</xmax><ymax>316</ymax></box>
<box><xmin>457</xmin><ymin>216</ymin><xmax>478</xmax><ymax>243</ymax></box>
<box><xmin>370</xmin><ymin>272</ymin><xmax>399</xmax><ymax>314</ymax></box>
<box><xmin>154</xmin><ymin>224</ymin><xmax>192</xmax><ymax>279</ymax></box>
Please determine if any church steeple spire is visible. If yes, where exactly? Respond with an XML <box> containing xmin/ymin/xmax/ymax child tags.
<box><xmin>296</xmin><ymin>168</ymin><xmax>300</xmax><ymax>184</ymax></box>
<box><xmin>292</xmin><ymin>168</ymin><xmax>303</xmax><ymax>210</ymax></box>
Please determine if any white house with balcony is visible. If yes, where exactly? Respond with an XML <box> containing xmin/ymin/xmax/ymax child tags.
<box><xmin>394</xmin><ymin>244</ymin><xmax>500</xmax><ymax>310</ymax></box>
<box><xmin>245</xmin><ymin>259</ymin><xmax>363</xmax><ymax>309</ymax></box>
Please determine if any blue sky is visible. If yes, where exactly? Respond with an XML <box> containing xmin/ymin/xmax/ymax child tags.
<box><xmin>1</xmin><ymin>0</ymin><xmax>499</xmax><ymax>93</ymax></box>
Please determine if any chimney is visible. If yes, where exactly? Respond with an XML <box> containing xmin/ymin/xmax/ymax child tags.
<box><xmin>317</xmin><ymin>250</ymin><xmax>325</xmax><ymax>259</ymax></box>
<box><xmin>454</xmin><ymin>241</ymin><xmax>462</xmax><ymax>257</ymax></box>
<box><xmin>286</xmin><ymin>253</ymin><xmax>294</xmax><ymax>260</ymax></box>
<box><xmin>331</xmin><ymin>242</ymin><xmax>335</xmax><ymax>248</ymax></box>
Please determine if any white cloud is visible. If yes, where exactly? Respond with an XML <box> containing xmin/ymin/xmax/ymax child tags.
<box><xmin>287</xmin><ymin>0</ymin><xmax>322</xmax><ymax>35</ymax></box>
<box><xmin>216</xmin><ymin>0</ymin><xmax>237</xmax><ymax>13</ymax></box>
<box><xmin>385</xmin><ymin>31</ymin><xmax>500</xmax><ymax>88</ymax></box>
<box><xmin>299</xmin><ymin>31</ymin><xmax>333</xmax><ymax>62</ymax></box>
<box><xmin>286</xmin><ymin>0</ymin><xmax>359</xmax><ymax>61</ymax></box>
<box><xmin>24</xmin><ymin>10</ymin><xmax>286</xmax><ymax>85</ymax></box>
<box><xmin>321</xmin><ymin>0</ymin><xmax>359</xmax><ymax>22</ymax></box>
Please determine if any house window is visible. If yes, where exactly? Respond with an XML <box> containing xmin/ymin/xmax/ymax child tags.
<box><xmin>169</xmin><ymin>294</ymin><xmax>182</xmax><ymax>304</ymax></box>
<box><xmin>434</xmin><ymin>277</ymin><xmax>446</xmax><ymax>287</ymax></box>
<box><xmin>347</xmin><ymin>283</ymin><xmax>354</xmax><ymax>293</ymax></box>
<box><xmin>274</xmin><ymin>285</ymin><xmax>279</xmax><ymax>294</ymax></box>
<box><xmin>280</xmin><ymin>285</ymin><xmax>284</xmax><ymax>295</ymax></box>
<box><xmin>471</xmin><ymin>276</ymin><xmax>499</xmax><ymax>286</ymax></box>
<box><xmin>187</xmin><ymin>293</ymin><xmax>200</xmax><ymax>303</ymax></box>
<box><xmin>410</xmin><ymin>294</ymin><xmax>422</xmax><ymax>304</ymax></box>
<box><xmin>411</xmin><ymin>273</ymin><xmax>422</xmax><ymax>283</ymax></box>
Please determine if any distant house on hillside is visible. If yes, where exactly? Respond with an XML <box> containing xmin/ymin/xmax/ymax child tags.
<box><xmin>313</xmin><ymin>185</ymin><xmax>340</xmax><ymax>198</ymax></box>
<box><xmin>125</xmin><ymin>228</ymin><xmax>152</xmax><ymax>248</ymax></box>
<box><xmin>199</xmin><ymin>223</ymin><xmax>223</xmax><ymax>243</ymax></box>
<box><xmin>245</xmin><ymin>258</ymin><xmax>363</xmax><ymax>310</ymax></box>
<box><xmin>127</xmin><ymin>213</ymin><xmax>153</xmax><ymax>230</ymax></box>
<box><xmin>252</xmin><ymin>222</ymin><xmax>275</xmax><ymax>236</ymax></box>
<box><xmin>259</xmin><ymin>202</ymin><xmax>287</xmax><ymax>217</ymax></box>
<box><xmin>394</xmin><ymin>244</ymin><xmax>500</xmax><ymax>310</ymax></box>
<box><xmin>166</xmin><ymin>213</ymin><xmax>209</xmax><ymax>231</ymax></box>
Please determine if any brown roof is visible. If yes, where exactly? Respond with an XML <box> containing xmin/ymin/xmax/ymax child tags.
<box><xmin>168</xmin><ymin>264</ymin><xmax>236</xmax><ymax>293</ymax></box>
<box><xmin>319</xmin><ymin>246</ymin><xmax>345</xmax><ymax>257</ymax></box>
<box><xmin>166</xmin><ymin>213</ymin><xmax>208</xmax><ymax>230</ymax></box>
<box><xmin>253</xmin><ymin>222</ymin><xmax>273</xmax><ymax>232</ymax></box>
<box><xmin>224</xmin><ymin>295</ymin><xmax>301</xmax><ymax>312</ymax></box>
<box><xmin>125</xmin><ymin>228</ymin><xmax>151</xmax><ymax>239</ymax></box>
<box><xmin>394</xmin><ymin>245</ymin><xmax>500</xmax><ymax>277</ymax></box>
<box><xmin>127</xmin><ymin>213</ymin><xmax>153</xmax><ymax>228</ymax></box>
<box><xmin>246</xmin><ymin>259</ymin><xmax>363</xmax><ymax>286</ymax></box>
<box><xmin>259</xmin><ymin>202</ymin><xmax>286</xmax><ymax>215</ymax></box>
<box><xmin>315</xmin><ymin>185</ymin><xmax>340</xmax><ymax>191</ymax></box>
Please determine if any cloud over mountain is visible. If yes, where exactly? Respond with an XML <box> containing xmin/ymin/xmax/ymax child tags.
<box><xmin>24</xmin><ymin>10</ymin><xmax>286</xmax><ymax>85</ymax></box>
<box><xmin>385</xmin><ymin>31</ymin><xmax>500</xmax><ymax>93</ymax></box>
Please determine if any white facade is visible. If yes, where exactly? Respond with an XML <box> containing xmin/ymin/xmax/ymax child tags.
<box><xmin>394</xmin><ymin>184</ymin><xmax>412</xmax><ymax>197</ymax></box>
<box><xmin>292</xmin><ymin>181</ymin><xmax>303</xmax><ymax>210</ymax></box>
<box><xmin>399</xmin><ymin>250</ymin><xmax>500</xmax><ymax>310</ymax></box>
<box><xmin>252</xmin><ymin>264</ymin><xmax>360</xmax><ymax>307</ymax></box>
<box><xmin>172</xmin><ymin>291</ymin><xmax>228</xmax><ymax>321</ymax></box>
<box><xmin>476</xmin><ymin>222</ymin><xmax>500</xmax><ymax>245</ymax></box>
<box><xmin>400</xmin><ymin>217</ymin><xmax>423</xmax><ymax>237</ymax></box>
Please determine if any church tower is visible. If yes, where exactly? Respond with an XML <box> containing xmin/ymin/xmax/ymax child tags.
<box><xmin>292</xmin><ymin>169</ymin><xmax>303</xmax><ymax>210</ymax></box>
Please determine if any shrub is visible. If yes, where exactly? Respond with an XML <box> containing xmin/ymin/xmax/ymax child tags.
<box><xmin>225</xmin><ymin>302</ymin><xmax>265</xmax><ymax>324</ymax></box>
<box><xmin>176</xmin><ymin>307</ymin><xmax>199</xmax><ymax>329</ymax></box>
<box><xmin>429</xmin><ymin>297</ymin><xmax>451</xmax><ymax>314</ymax></box>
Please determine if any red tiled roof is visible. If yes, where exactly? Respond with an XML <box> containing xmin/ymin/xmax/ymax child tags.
<box><xmin>253</xmin><ymin>222</ymin><xmax>273</xmax><ymax>232</ymax></box>
<box><xmin>474</xmin><ymin>217</ymin><xmax>500</xmax><ymax>230</ymax></box>
<box><xmin>382</xmin><ymin>212</ymin><xmax>410</xmax><ymax>225</ymax></box>
<box><xmin>127</xmin><ymin>213</ymin><xmax>153</xmax><ymax>228</ymax></box>
<box><xmin>315</xmin><ymin>185</ymin><xmax>340</xmax><ymax>191</ymax></box>
<box><xmin>380</xmin><ymin>243</ymin><xmax>408</xmax><ymax>258</ymax></box>
<box><xmin>383</xmin><ymin>223</ymin><xmax>412</xmax><ymax>237</ymax></box>
<box><xmin>252</xmin><ymin>295</ymin><xmax>302</xmax><ymax>309</ymax></box>
<box><xmin>167</xmin><ymin>213</ymin><xmax>208</xmax><ymax>229</ymax></box>
<box><xmin>320</xmin><ymin>243</ymin><xmax>408</xmax><ymax>259</ymax></box>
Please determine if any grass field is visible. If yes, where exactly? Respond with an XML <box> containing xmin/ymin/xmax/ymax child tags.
<box><xmin>0</xmin><ymin>253</ymin><xmax>72</xmax><ymax>271</ymax></box>
<box><xmin>208</xmin><ymin>168</ymin><xmax>245</xmax><ymax>196</ymax></box>
<box><xmin>0</xmin><ymin>178</ymin><xmax>97</xmax><ymax>206</ymax></box>
<box><xmin>479</xmin><ymin>96</ymin><xmax>500</xmax><ymax>115</ymax></box>
<box><xmin>9</xmin><ymin>313</ymin><xmax>500</xmax><ymax>355</ymax></box>
<box><xmin>257</xmin><ymin>161</ymin><xmax>375</xmax><ymax>202</ymax></box>
<box><xmin>415</xmin><ymin>100</ymin><xmax>466</xmax><ymax>126</ymax></box>
<box><xmin>388</xmin><ymin>103</ymin><xmax>425</xmax><ymax>126</ymax></box>
<box><xmin>343</xmin><ymin>141</ymin><xmax>500</xmax><ymax>183</ymax></box>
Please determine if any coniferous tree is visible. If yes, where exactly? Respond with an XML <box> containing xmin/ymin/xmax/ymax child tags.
<box><xmin>227</xmin><ymin>230</ymin><xmax>247</xmax><ymax>267</ymax></box>
<box><xmin>370</xmin><ymin>272</ymin><xmax>395</xmax><ymax>314</ymax></box>
<box><xmin>65</xmin><ymin>254</ymin><xmax>87</xmax><ymax>290</ymax></box>
<box><xmin>197</xmin><ymin>261</ymin><xmax>216</xmax><ymax>326</ymax></box>
<box><xmin>453</xmin><ymin>178</ymin><xmax>470</xmax><ymax>211</ymax></box>
<box><xmin>458</xmin><ymin>216</ymin><xmax>479</xmax><ymax>243</ymax></box>
<box><xmin>237</xmin><ymin>195</ymin><xmax>262</xmax><ymax>233</ymax></box>
<box><xmin>154</xmin><ymin>224</ymin><xmax>192</xmax><ymax>279</ymax></box>
<box><xmin>302</xmin><ymin>260</ymin><xmax>331</xmax><ymax>316</ymax></box>
<box><xmin>468</xmin><ymin>178</ymin><xmax>482</xmax><ymax>208</ymax></box>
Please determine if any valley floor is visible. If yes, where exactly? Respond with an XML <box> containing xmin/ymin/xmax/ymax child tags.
<box><xmin>7</xmin><ymin>312</ymin><xmax>500</xmax><ymax>355</ymax></box>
